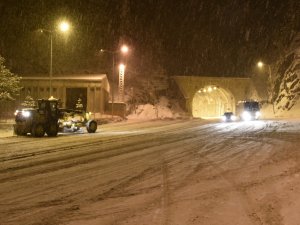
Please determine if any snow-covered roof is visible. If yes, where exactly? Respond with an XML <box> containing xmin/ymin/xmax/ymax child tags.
<box><xmin>21</xmin><ymin>74</ymin><xmax>107</xmax><ymax>81</ymax></box>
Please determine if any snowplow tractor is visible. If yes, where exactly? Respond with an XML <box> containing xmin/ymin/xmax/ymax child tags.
<box><xmin>14</xmin><ymin>98</ymin><xmax>98</xmax><ymax>137</ymax></box>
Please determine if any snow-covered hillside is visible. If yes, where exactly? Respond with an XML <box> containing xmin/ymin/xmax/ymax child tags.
<box><xmin>273</xmin><ymin>33</ymin><xmax>300</xmax><ymax>115</ymax></box>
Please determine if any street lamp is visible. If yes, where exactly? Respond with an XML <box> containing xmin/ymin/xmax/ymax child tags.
<box><xmin>257</xmin><ymin>61</ymin><xmax>274</xmax><ymax>113</ymax></box>
<box><xmin>257</xmin><ymin>61</ymin><xmax>272</xmax><ymax>80</ymax></box>
<box><xmin>121</xmin><ymin>45</ymin><xmax>129</xmax><ymax>54</ymax></box>
<box><xmin>257</xmin><ymin>61</ymin><xmax>263</xmax><ymax>68</ymax></box>
<box><xmin>40</xmin><ymin>20</ymin><xmax>70</xmax><ymax>97</ymax></box>
<box><xmin>100</xmin><ymin>45</ymin><xmax>129</xmax><ymax>117</ymax></box>
<box><xmin>59</xmin><ymin>21</ymin><xmax>70</xmax><ymax>32</ymax></box>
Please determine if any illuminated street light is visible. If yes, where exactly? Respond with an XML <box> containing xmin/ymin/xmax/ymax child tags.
<box><xmin>257</xmin><ymin>61</ymin><xmax>272</xmax><ymax>81</ymax></box>
<box><xmin>40</xmin><ymin>20</ymin><xmax>71</xmax><ymax>97</ymax></box>
<box><xmin>119</xmin><ymin>63</ymin><xmax>126</xmax><ymax>70</ymax></box>
<box><xmin>59</xmin><ymin>21</ymin><xmax>70</xmax><ymax>32</ymax></box>
<box><xmin>100</xmin><ymin>45</ymin><xmax>129</xmax><ymax>117</ymax></box>
<box><xmin>257</xmin><ymin>61</ymin><xmax>264</xmax><ymax>68</ymax></box>
<box><xmin>121</xmin><ymin>45</ymin><xmax>129</xmax><ymax>54</ymax></box>
<box><xmin>257</xmin><ymin>60</ymin><xmax>272</xmax><ymax>84</ymax></box>
<box><xmin>257</xmin><ymin>60</ymin><xmax>274</xmax><ymax>113</ymax></box>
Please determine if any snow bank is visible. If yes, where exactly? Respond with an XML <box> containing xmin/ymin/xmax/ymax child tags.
<box><xmin>260</xmin><ymin>103</ymin><xmax>276</xmax><ymax>119</ymax></box>
<box><xmin>275</xmin><ymin>101</ymin><xmax>300</xmax><ymax>118</ymax></box>
<box><xmin>0</xmin><ymin>122</ymin><xmax>14</xmax><ymax>137</ymax></box>
<box><xmin>261</xmin><ymin>102</ymin><xmax>300</xmax><ymax>119</ymax></box>
<box><xmin>127</xmin><ymin>96</ymin><xmax>185</xmax><ymax>120</ymax></box>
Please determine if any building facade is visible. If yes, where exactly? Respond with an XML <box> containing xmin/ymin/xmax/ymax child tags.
<box><xmin>18</xmin><ymin>74</ymin><xmax>110</xmax><ymax>114</ymax></box>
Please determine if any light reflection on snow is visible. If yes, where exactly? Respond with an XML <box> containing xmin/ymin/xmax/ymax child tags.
<box><xmin>102</xmin><ymin>131</ymin><xmax>142</xmax><ymax>135</ymax></box>
<box><xmin>214</xmin><ymin>120</ymin><xmax>267</xmax><ymax>132</ymax></box>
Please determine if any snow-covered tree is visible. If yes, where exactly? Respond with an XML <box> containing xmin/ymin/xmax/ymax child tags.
<box><xmin>21</xmin><ymin>95</ymin><xmax>35</xmax><ymax>108</ymax></box>
<box><xmin>0</xmin><ymin>55</ymin><xmax>21</xmax><ymax>101</ymax></box>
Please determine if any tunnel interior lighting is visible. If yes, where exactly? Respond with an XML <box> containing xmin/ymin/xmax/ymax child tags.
<box><xmin>198</xmin><ymin>85</ymin><xmax>218</xmax><ymax>94</ymax></box>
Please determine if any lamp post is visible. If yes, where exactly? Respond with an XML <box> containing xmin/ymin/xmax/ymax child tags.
<box><xmin>40</xmin><ymin>21</ymin><xmax>70</xmax><ymax>97</ymax></box>
<box><xmin>118</xmin><ymin>63</ymin><xmax>126</xmax><ymax>102</ymax></box>
<box><xmin>100</xmin><ymin>45</ymin><xmax>129</xmax><ymax>117</ymax></box>
<box><xmin>257</xmin><ymin>61</ymin><xmax>274</xmax><ymax>113</ymax></box>
<box><xmin>257</xmin><ymin>61</ymin><xmax>272</xmax><ymax>81</ymax></box>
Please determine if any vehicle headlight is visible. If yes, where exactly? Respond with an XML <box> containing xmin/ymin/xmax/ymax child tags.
<box><xmin>14</xmin><ymin>110</ymin><xmax>19</xmax><ymax>116</ymax></box>
<box><xmin>221</xmin><ymin>115</ymin><xmax>227</xmax><ymax>121</ymax></box>
<box><xmin>231</xmin><ymin>115</ymin><xmax>237</xmax><ymax>121</ymax></box>
<box><xmin>255</xmin><ymin>111</ymin><xmax>261</xmax><ymax>119</ymax></box>
<box><xmin>242</xmin><ymin>111</ymin><xmax>252</xmax><ymax>121</ymax></box>
<box><xmin>22</xmin><ymin>111</ymin><xmax>31</xmax><ymax>118</ymax></box>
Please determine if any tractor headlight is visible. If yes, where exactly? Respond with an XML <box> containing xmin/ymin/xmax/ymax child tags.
<box><xmin>242</xmin><ymin>111</ymin><xmax>252</xmax><ymax>121</ymax></box>
<box><xmin>22</xmin><ymin>111</ymin><xmax>31</xmax><ymax>118</ymax></box>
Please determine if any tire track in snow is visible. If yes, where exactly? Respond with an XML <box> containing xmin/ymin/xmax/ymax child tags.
<box><xmin>161</xmin><ymin>159</ymin><xmax>169</xmax><ymax>225</ymax></box>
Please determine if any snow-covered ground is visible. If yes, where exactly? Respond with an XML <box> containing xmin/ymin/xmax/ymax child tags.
<box><xmin>0</xmin><ymin>121</ymin><xmax>14</xmax><ymax>138</ymax></box>
<box><xmin>1</xmin><ymin>118</ymin><xmax>300</xmax><ymax>225</ymax></box>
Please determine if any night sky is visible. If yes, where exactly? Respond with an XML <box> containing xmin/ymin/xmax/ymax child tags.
<box><xmin>0</xmin><ymin>0</ymin><xmax>299</xmax><ymax>78</ymax></box>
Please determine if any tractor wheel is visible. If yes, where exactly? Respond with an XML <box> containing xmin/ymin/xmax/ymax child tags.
<box><xmin>86</xmin><ymin>120</ymin><xmax>97</xmax><ymax>133</ymax></box>
<box><xmin>46</xmin><ymin>123</ymin><xmax>58</xmax><ymax>137</ymax></box>
<box><xmin>32</xmin><ymin>124</ymin><xmax>45</xmax><ymax>137</ymax></box>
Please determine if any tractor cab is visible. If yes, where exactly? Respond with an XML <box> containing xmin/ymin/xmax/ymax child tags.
<box><xmin>14</xmin><ymin>98</ymin><xmax>61</xmax><ymax>137</ymax></box>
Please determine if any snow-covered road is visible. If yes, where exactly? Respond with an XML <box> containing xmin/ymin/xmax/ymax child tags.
<box><xmin>1</xmin><ymin>119</ymin><xmax>300</xmax><ymax>225</ymax></box>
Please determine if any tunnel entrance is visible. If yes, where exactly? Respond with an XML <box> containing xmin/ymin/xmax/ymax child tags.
<box><xmin>192</xmin><ymin>86</ymin><xmax>235</xmax><ymax>118</ymax></box>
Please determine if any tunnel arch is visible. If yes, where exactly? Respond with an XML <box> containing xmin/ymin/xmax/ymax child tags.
<box><xmin>192</xmin><ymin>85</ymin><xmax>235</xmax><ymax>118</ymax></box>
